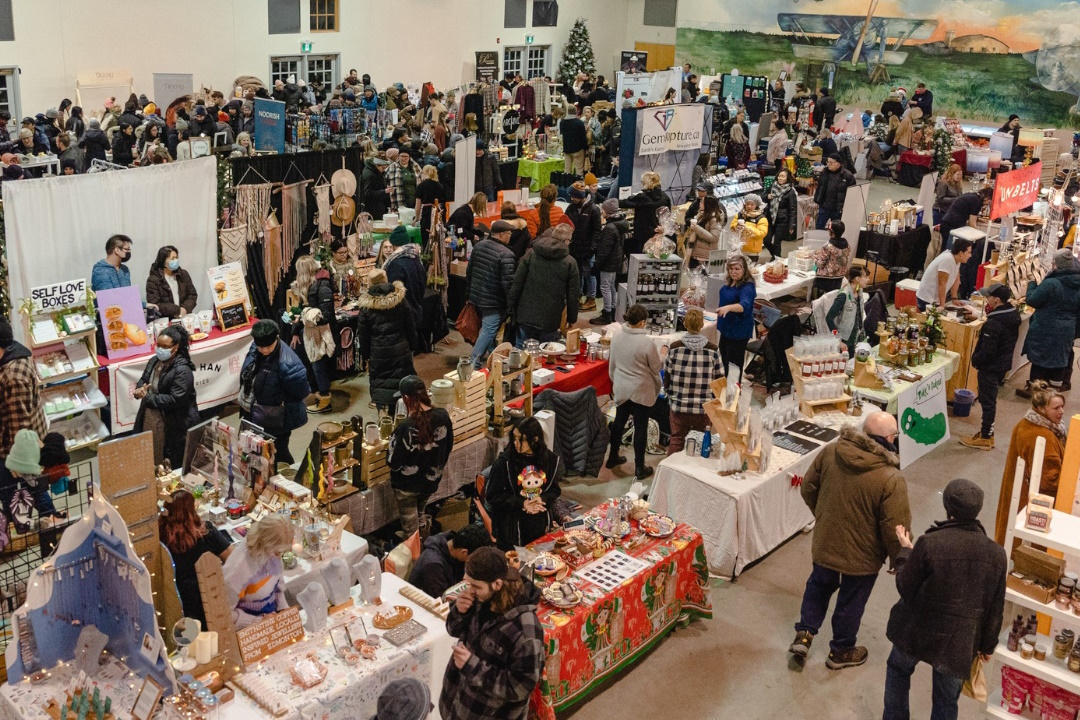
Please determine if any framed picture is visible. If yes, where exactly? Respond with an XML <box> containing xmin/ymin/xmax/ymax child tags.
<box><xmin>216</xmin><ymin>300</ymin><xmax>250</xmax><ymax>332</ymax></box>
<box><xmin>189</xmin><ymin>137</ymin><xmax>212</xmax><ymax>159</ymax></box>
<box><xmin>329</xmin><ymin>624</ymin><xmax>352</xmax><ymax>653</ymax></box>
<box><xmin>131</xmin><ymin>676</ymin><xmax>164</xmax><ymax>720</ymax></box>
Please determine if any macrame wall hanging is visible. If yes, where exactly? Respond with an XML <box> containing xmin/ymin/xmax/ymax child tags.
<box><xmin>263</xmin><ymin>213</ymin><xmax>283</xmax><ymax>299</ymax></box>
<box><xmin>219</xmin><ymin>224</ymin><xmax>248</xmax><ymax>270</ymax></box>
<box><xmin>234</xmin><ymin>183</ymin><xmax>273</xmax><ymax>245</ymax></box>
<box><xmin>280</xmin><ymin>180</ymin><xmax>310</xmax><ymax>284</ymax></box>
<box><xmin>313</xmin><ymin>181</ymin><xmax>332</xmax><ymax>238</ymax></box>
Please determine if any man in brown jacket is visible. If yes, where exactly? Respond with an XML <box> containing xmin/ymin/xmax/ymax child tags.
<box><xmin>789</xmin><ymin>411</ymin><xmax>911</xmax><ymax>669</ymax></box>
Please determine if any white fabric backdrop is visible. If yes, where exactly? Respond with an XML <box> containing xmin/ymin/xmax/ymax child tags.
<box><xmin>3</xmin><ymin>158</ymin><xmax>218</xmax><ymax>343</ymax></box>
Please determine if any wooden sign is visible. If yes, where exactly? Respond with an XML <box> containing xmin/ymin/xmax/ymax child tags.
<box><xmin>30</xmin><ymin>278</ymin><xmax>87</xmax><ymax>313</ymax></box>
<box><xmin>217</xmin><ymin>300</ymin><xmax>250</xmax><ymax>332</ymax></box>
<box><xmin>235</xmin><ymin>606</ymin><xmax>304</xmax><ymax>665</ymax></box>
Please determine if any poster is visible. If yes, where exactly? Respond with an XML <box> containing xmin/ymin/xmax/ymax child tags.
<box><xmin>475</xmin><ymin>51</ymin><xmax>499</xmax><ymax>83</ymax></box>
<box><xmin>991</xmin><ymin>161</ymin><xmax>1042</xmax><ymax>220</ymax></box>
<box><xmin>897</xmin><ymin>369</ymin><xmax>950</xmax><ymax>469</ymax></box>
<box><xmin>637</xmin><ymin>103</ymin><xmax>707</xmax><ymax>156</ymax></box>
<box><xmin>620</xmin><ymin>51</ymin><xmax>647</xmax><ymax>73</ymax></box>
<box><xmin>253</xmin><ymin>98</ymin><xmax>286</xmax><ymax>154</ymax></box>
<box><xmin>206</xmin><ymin>262</ymin><xmax>251</xmax><ymax>311</ymax></box>
<box><xmin>96</xmin><ymin>286</ymin><xmax>151</xmax><ymax>361</ymax></box>
<box><xmin>152</xmin><ymin>73</ymin><xmax>194</xmax><ymax>108</ymax></box>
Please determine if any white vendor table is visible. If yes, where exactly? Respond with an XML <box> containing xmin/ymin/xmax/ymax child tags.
<box><xmin>755</xmin><ymin>269</ymin><xmax>816</xmax><ymax>301</ymax></box>
<box><xmin>854</xmin><ymin>349</ymin><xmax>960</xmax><ymax>414</ymax></box>
<box><xmin>104</xmin><ymin>324</ymin><xmax>253</xmax><ymax>431</ymax></box>
<box><xmin>0</xmin><ymin>574</ymin><xmax>454</xmax><ymax>720</ymax></box>
<box><xmin>280</xmin><ymin>532</ymin><xmax>368</xmax><ymax>605</ymax></box>
<box><xmin>647</xmin><ymin>415</ymin><xmax>862</xmax><ymax>578</ymax></box>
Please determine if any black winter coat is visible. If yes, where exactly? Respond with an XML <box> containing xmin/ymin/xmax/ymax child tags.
<box><xmin>133</xmin><ymin>355</ymin><xmax>200</xmax><ymax>468</ymax></box>
<box><xmin>448</xmin><ymin>205</ymin><xmax>481</xmax><ymax>243</ymax></box>
<box><xmin>387</xmin><ymin>407</ymin><xmax>453</xmax><ymax>494</ymax></box>
<box><xmin>887</xmin><ymin>519</ymin><xmax>1006</xmax><ymax>679</ymax></box>
<box><xmin>145</xmin><ymin>268</ymin><xmax>198</xmax><ymax>319</ymax></box>
<box><xmin>360</xmin><ymin>161</ymin><xmax>389</xmax><ymax>219</ymax></box>
<box><xmin>509</xmin><ymin>233</ymin><xmax>580</xmax><ymax>331</ymax></box>
<box><xmin>79</xmin><ymin>129</ymin><xmax>110</xmax><ymax>165</ymax></box>
<box><xmin>501</xmin><ymin>215</ymin><xmax>532</xmax><ymax>260</ymax></box>
<box><xmin>307</xmin><ymin>273</ymin><xmax>337</xmax><ymax>332</ymax></box>
<box><xmin>475</xmin><ymin>152</ymin><xmax>501</xmax><ymax>193</ymax></box>
<box><xmin>620</xmin><ymin>188</ymin><xmax>672</xmax><ymax>256</ymax></box>
<box><xmin>188</xmin><ymin>116</ymin><xmax>218</xmax><ymax>139</ymax></box>
<box><xmin>971</xmin><ymin>304</ymin><xmax>1020</xmax><ymax>377</ymax></box>
<box><xmin>357</xmin><ymin>281</ymin><xmax>417</xmax><ymax>408</ymax></box>
<box><xmin>765</xmin><ymin>182</ymin><xmax>799</xmax><ymax>241</ymax></box>
<box><xmin>561</xmin><ymin>117</ymin><xmax>588</xmax><ymax>154</ymax></box>
<box><xmin>594</xmin><ymin>213</ymin><xmax>629</xmax><ymax>272</ymax></box>
<box><xmin>565</xmin><ymin>198</ymin><xmax>602</xmax><ymax>262</ymax></box>
<box><xmin>813</xmin><ymin>95</ymin><xmax>837</xmax><ymax>129</ymax></box>
<box><xmin>384</xmin><ymin>250</ymin><xmax>427</xmax><ymax>341</ymax></box>
<box><xmin>407</xmin><ymin>532</ymin><xmax>463</xmax><ymax>599</ymax></box>
<box><xmin>880</xmin><ymin>99</ymin><xmax>904</xmax><ymax>120</ymax></box>
<box><xmin>486</xmin><ymin>447</ymin><xmax>563</xmax><ymax>550</ymax></box>
<box><xmin>466</xmin><ymin>237</ymin><xmax>516</xmax><ymax>314</ymax></box>
<box><xmin>241</xmin><ymin>342</ymin><xmax>311</xmax><ymax>432</ymax></box>
<box><xmin>111</xmin><ymin>131</ymin><xmax>135</xmax><ymax>166</ymax></box>
<box><xmin>814</xmin><ymin>167</ymin><xmax>855</xmax><ymax>219</ymax></box>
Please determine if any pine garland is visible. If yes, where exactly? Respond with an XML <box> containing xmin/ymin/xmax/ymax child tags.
<box><xmin>932</xmin><ymin>128</ymin><xmax>954</xmax><ymax>176</ymax></box>
<box><xmin>557</xmin><ymin>18</ymin><xmax>597</xmax><ymax>85</ymax></box>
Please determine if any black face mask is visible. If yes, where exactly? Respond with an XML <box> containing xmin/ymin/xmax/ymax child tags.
<box><xmin>869</xmin><ymin>434</ymin><xmax>898</xmax><ymax>453</ymax></box>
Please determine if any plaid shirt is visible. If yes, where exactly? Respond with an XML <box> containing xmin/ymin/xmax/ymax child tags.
<box><xmin>664</xmin><ymin>334</ymin><xmax>723</xmax><ymax>414</ymax></box>
<box><xmin>0</xmin><ymin>347</ymin><xmax>47</xmax><ymax>458</ymax></box>
<box><xmin>440</xmin><ymin>589</ymin><xmax>545</xmax><ymax>720</ymax></box>
<box><xmin>385</xmin><ymin>159</ymin><xmax>423</xmax><ymax>212</ymax></box>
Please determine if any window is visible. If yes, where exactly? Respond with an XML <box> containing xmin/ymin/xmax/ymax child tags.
<box><xmin>532</xmin><ymin>0</ymin><xmax>558</xmax><ymax>27</ymax></box>
<box><xmin>306</xmin><ymin>56</ymin><xmax>337</xmax><ymax>93</ymax></box>
<box><xmin>526</xmin><ymin>47</ymin><xmax>549</xmax><ymax>79</ymax></box>
<box><xmin>270</xmin><ymin>55</ymin><xmax>339</xmax><ymax>90</ymax></box>
<box><xmin>0</xmin><ymin>0</ymin><xmax>13</xmax><ymax>41</ymax></box>
<box><xmin>504</xmin><ymin>0</ymin><xmax>526</xmax><ymax>29</ymax></box>
<box><xmin>268</xmin><ymin>0</ymin><xmax>300</xmax><ymax>35</ymax></box>
<box><xmin>643</xmin><ymin>0</ymin><xmax>678</xmax><ymax>28</ymax></box>
<box><xmin>504</xmin><ymin>46</ymin><xmax>549</xmax><ymax>79</ymax></box>
<box><xmin>503</xmin><ymin>48</ymin><xmax>523</xmax><ymax>78</ymax></box>
<box><xmin>0</xmin><ymin>68</ymin><xmax>20</xmax><ymax>125</ymax></box>
<box><xmin>270</xmin><ymin>56</ymin><xmax>302</xmax><ymax>87</ymax></box>
<box><xmin>310</xmin><ymin>0</ymin><xmax>337</xmax><ymax>31</ymax></box>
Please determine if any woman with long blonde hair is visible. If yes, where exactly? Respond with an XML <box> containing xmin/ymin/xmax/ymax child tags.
<box><xmin>620</xmin><ymin>171</ymin><xmax>672</xmax><ymax>255</ymax></box>
<box><xmin>415</xmin><ymin>164</ymin><xmax>447</xmax><ymax>240</ymax></box>
<box><xmin>448</xmin><ymin>191</ymin><xmax>489</xmax><ymax>243</ymax></box>
<box><xmin>291</xmin><ymin>255</ymin><xmax>336</xmax><ymax>414</ymax></box>
<box><xmin>223</xmin><ymin>514</ymin><xmax>294</xmax><ymax>628</ymax></box>
<box><xmin>934</xmin><ymin>163</ymin><xmax>963</xmax><ymax>224</ymax></box>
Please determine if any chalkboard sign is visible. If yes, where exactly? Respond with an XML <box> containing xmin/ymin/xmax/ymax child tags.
<box><xmin>217</xmin><ymin>301</ymin><xmax>250</xmax><ymax>332</ymax></box>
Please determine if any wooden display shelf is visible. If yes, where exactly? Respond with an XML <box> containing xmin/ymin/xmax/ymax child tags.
<box><xmin>445</xmin><ymin>370</ymin><xmax>487</xmax><ymax>444</ymax></box>
<box><xmin>488</xmin><ymin>350</ymin><xmax>533</xmax><ymax>435</ymax></box>
<box><xmin>330</xmin><ymin>458</ymin><xmax>360</xmax><ymax>475</ymax></box>
<box><xmin>321</xmin><ymin>431</ymin><xmax>357</xmax><ymax>451</ymax></box>
<box><xmin>28</xmin><ymin>326</ymin><xmax>97</xmax><ymax>351</ymax></box>
<box><xmin>800</xmin><ymin>395</ymin><xmax>852</xmax><ymax>418</ymax></box>
<box><xmin>360</xmin><ymin>439</ymin><xmax>390</xmax><ymax>488</ymax></box>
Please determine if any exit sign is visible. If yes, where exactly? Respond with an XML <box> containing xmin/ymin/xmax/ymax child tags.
<box><xmin>525</xmin><ymin>35</ymin><xmax>535</xmax><ymax>44</ymax></box>
<box><xmin>301</xmin><ymin>41</ymin><xmax>313</xmax><ymax>53</ymax></box>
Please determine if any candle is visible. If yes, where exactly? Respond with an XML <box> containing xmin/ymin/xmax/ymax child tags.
<box><xmin>1029</xmin><ymin>436</ymin><xmax>1046</xmax><ymax>498</ymax></box>
<box><xmin>194</xmin><ymin>633</ymin><xmax>212</xmax><ymax>665</ymax></box>
<box><xmin>207</xmin><ymin>631</ymin><xmax>218</xmax><ymax>657</ymax></box>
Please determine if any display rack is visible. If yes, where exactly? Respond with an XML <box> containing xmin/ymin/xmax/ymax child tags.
<box><xmin>488</xmin><ymin>353</ymin><xmax>533</xmax><ymax>435</ymax></box>
<box><xmin>304</xmin><ymin>420</ymin><xmax>362</xmax><ymax>504</ymax></box>
<box><xmin>626</xmin><ymin>253</ymin><xmax>682</xmax><ymax>330</ymax></box>
<box><xmin>987</xmin><ymin>469</ymin><xmax>1080</xmax><ymax>718</ymax></box>
<box><xmin>444</xmin><ymin>369</ymin><xmax>487</xmax><ymax>445</ymax></box>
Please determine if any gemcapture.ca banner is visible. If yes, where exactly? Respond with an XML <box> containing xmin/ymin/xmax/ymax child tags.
<box><xmin>637</xmin><ymin>104</ymin><xmax>705</xmax><ymax>156</ymax></box>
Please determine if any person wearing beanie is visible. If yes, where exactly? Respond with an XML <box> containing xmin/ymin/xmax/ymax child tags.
<box><xmin>388</xmin><ymin>375</ymin><xmax>453</xmax><ymax>537</ymax></box>
<box><xmin>960</xmin><ymin>283</ymin><xmax>1020</xmax><ymax>450</ymax></box>
<box><xmin>3</xmin><ymin>426</ymin><xmax>64</xmax><ymax>529</ymax></box>
<box><xmin>591</xmin><ymin>198</ymin><xmax>629</xmax><ymax>324</ymax></box>
<box><xmin>360</xmin><ymin>152</ymin><xmax>391</xmax><ymax>219</ymax></box>
<box><xmin>466</xmin><ymin>219</ymin><xmax>518</xmax><ymax>368</ymax></box>
<box><xmin>372</xmin><ymin>678</ymin><xmax>432</xmax><ymax>720</ymax></box>
<box><xmin>583</xmin><ymin>171</ymin><xmax>601</xmax><ymax>202</ymax></box>
<box><xmin>883</xmin><ymin>478</ymin><xmax>1006</xmax><ymax>720</ymax></box>
<box><xmin>360</xmin><ymin>85</ymin><xmax>379</xmax><ymax>114</ymax></box>
<box><xmin>6</xmin><ymin>429</ymin><xmax>41</xmax><ymax>477</ymax></box>
<box><xmin>508</xmin><ymin>221</ymin><xmax>580</xmax><ymax>347</ymax></box>
<box><xmin>386</xmin><ymin>146</ymin><xmax>422</xmax><ymax>214</ymax></box>
<box><xmin>39</xmin><ymin>432</ymin><xmax>71</xmax><ymax>496</ymax></box>
<box><xmin>239</xmin><ymin>319</ymin><xmax>310</xmax><ymax>464</ymax></box>
<box><xmin>1017</xmin><ymin>247</ymin><xmax>1080</xmax><ymax>397</ymax></box>
<box><xmin>357</xmin><ymin>268</ymin><xmax>417</xmax><ymax>412</ymax></box>
<box><xmin>813</xmin><ymin>152</ymin><xmax>855</xmax><ymax>229</ymax></box>
<box><xmin>560</xmin><ymin>104</ymin><xmax>588</xmax><ymax>175</ymax></box>
<box><xmin>731</xmin><ymin>193</ymin><xmax>769</xmax><ymax>262</ymax></box>
<box><xmin>383</xmin><ymin>225</ymin><xmax>427</xmax><ymax>347</ymax></box>
<box><xmin>566</xmin><ymin>181</ymin><xmax>602</xmax><ymax>312</ymax></box>
<box><xmin>439</xmin><ymin>545</ymin><xmax>544</xmax><ymax>720</ymax></box>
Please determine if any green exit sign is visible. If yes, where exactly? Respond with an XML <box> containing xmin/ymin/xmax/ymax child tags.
<box><xmin>525</xmin><ymin>35</ymin><xmax>535</xmax><ymax>44</ymax></box>
<box><xmin>301</xmin><ymin>41</ymin><xmax>313</xmax><ymax>53</ymax></box>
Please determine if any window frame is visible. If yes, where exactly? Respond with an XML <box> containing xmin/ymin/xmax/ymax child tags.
<box><xmin>269</xmin><ymin>54</ymin><xmax>339</xmax><ymax>91</ymax></box>
<box><xmin>0</xmin><ymin>67</ymin><xmax>21</xmax><ymax>126</ymax></box>
<box><xmin>309</xmin><ymin>0</ymin><xmax>338</xmax><ymax>32</ymax></box>
<box><xmin>504</xmin><ymin>45</ymin><xmax>550</xmax><ymax>80</ymax></box>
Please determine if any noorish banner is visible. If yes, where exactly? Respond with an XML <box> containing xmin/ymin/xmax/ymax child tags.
<box><xmin>991</xmin><ymin>160</ymin><xmax>1042</xmax><ymax>220</ymax></box>
<box><xmin>637</xmin><ymin>103</ymin><xmax>706</xmax><ymax>156</ymax></box>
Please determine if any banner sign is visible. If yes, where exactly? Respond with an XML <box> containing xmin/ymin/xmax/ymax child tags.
<box><xmin>253</xmin><ymin>98</ymin><xmax>286</xmax><ymax>154</ymax></box>
<box><xmin>991</xmin><ymin>161</ymin><xmax>1042</xmax><ymax>220</ymax></box>
<box><xmin>638</xmin><ymin>103</ymin><xmax>706</xmax><ymax>156</ymax></box>
<box><xmin>476</xmin><ymin>51</ymin><xmax>499</xmax><ymax>83</ymax></box>
<box><xmin>152</xmin><ymin>73</ymin><xmax>194</xmax><ymax>108</ymax></box>
<box><xmin>616</xmin><ymin>67</ymin><xmax>680</xmax><ymax>110</ymax></box>
<box><xmin>110</xmin><ymin>327</ymin><xmax>251</xmax><ymax>430</ymax></box>
<box><xmin>897</xmin><ymin>369</ymin><xmax>950</xmax><ymax>469</ymax></box>
<box><xmin>31</xmin><ymin>278</ymin><xmax>87</xmax><ymax>313</ymax></box>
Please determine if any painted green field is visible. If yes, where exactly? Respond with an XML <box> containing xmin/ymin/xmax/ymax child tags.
<box><xmin>677</xmin><ymin>28</ymin><xmax>1080</xmax><ymax>128</ymax></box>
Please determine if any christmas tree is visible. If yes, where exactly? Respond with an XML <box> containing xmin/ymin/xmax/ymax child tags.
<box><xmin>557</xmin><ymin>18</ymin><xmax>597</xmax><ymax>86</ymax></box>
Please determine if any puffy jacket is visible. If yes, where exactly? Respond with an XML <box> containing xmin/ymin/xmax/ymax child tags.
<box><xmin>509</xmin><ymin>232</ymin><xmax>580</xmax><ymax>331</ymax></box>
<box><xmin>78</xmin><ymin>128</ymin><xmax>110</xmax><ymax>165</ymax></box>
<box><xmin>524</xmin><ymin>204</ymin><xmax>569</xmax><ymax>239</ymax></box>
<box><xmin>1022</xmin><ymin>268</ymin><xmax>1080</xmax><ymax>368</ymax></box>
<box><xmin>475</xmin><ymin>151</ymin><xmax>501</xmax><ymax>193</ymax></box>
<box><xmin>802</xmin><ymin>427</ymin><xmax>912</xmax><ymax>575</ymax></box>
<box><xmin>971</xmin><ymin>303</ymin><xmax>1020</xmax><ymax>377</ymax></box>
<box><xmin>731</xmin><ymin>211</ymin><xmax>768</xmax><ymax>255</ymax></box>
<box><xmin>466</xmin><ymin>236</ymin><xmax>516</xmax><ymax>314</ymax></box>
<box><xmin>560</xmin><ymin>117</ymin><xmax>588</xmax><ymax>154</ymax></box>
<box><xmin>595</xmin><ymin>213</ymin><xmax>629</xmax><ymax>273</ymax></box>
<box><xmin>357</xmin><ymin>281</ymin><xmax>417</xmax><ymax>408</ymax></box>
<box><xmin>887</xmin><ymin>519</ymin><xmax>1006</xmax><ymax>680</ymax></box>
<box><xmin>111</xmin><ymin>131</ymin><xmax>136</xmax><ymax>166</ymax></box>
<box><xmin>133</xmin><ymin>354</ymin><xmax>200</xmax><ymax>468</ymax></box>
<box><xmin>145</xmin><ymin>268</ymin><xmax>198</xmax><ymax>319</ymax></box>
<box><xmin>765</xmin><ymin>182</ymin><xmax>798</xmax><ymax>240</ymax></box>
<box><xmin>813</xmin><ymin>166</ymin><xmax>855</xmax><ymax>219</ymax></box>
<box><xmin>360</xmin><ymin>160</ymin><xmax>389</xmax><ymax>219</ymax></box>
<box><xmin>241</xmin><ymin>341</ymin><xmax>310</xmax><ymax>432</ymax></box>
<box><xmin>688</xmin><ymin>216</ymin><xmax>722</xmax><ymax>263</ymax></box>
<box><xmin>306</xmin><ymin>271</ymin><xmax>336</xmax><ymax>331</ymax></box>
<box><xmin>813</xmin><ymin>94</ymin><xmax>837</xmax><ymax>129</ymax></box>
<box><xmin>532</xmin><ymin>386</ymin><xmax>610</xmax><ymax>477</ymax></box>
<box><xmin>620</xmin><ymin>188</ymin><xmax>672</xmax><ymax>255</ymax></box>
<box><xmin>384</xmin><ymin>249</ymin><xmax>427</xmax><ymax>337</ymax></box>
<box><xmin>565</xmin><ymin>197</ymin><xmax>602</xmax><ymax>262</ymax></box>
<box><xmin>486</xmin><ymin>445</ymin><xmax>564</xmax><ymax>550</ymax></box>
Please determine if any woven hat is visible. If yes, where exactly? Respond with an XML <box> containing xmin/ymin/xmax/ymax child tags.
<box><xmin>331</xmin><ymin>167</ymin><xmax>357</xmax><ymax>197</ymax></box>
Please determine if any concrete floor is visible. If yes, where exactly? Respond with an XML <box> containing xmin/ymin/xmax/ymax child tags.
<box><xmin>279</xmin><ymin>176</ymin><xmax>1052</xmax><ymax>720</ymax></box>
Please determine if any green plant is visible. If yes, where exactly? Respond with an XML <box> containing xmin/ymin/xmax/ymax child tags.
<box><xmin>922</xmin><ymin>305</ymin><xmax>947</xmax><ymax>347</ymax></box>
<box><xmin>557</xmin><ymin>18</ymin><xmax>597</xmax><ymax>86</ymax></box>
<box><xmin>932</xmin><ymin>129</ymin><xmax>954</xmax><ymax>175</ymax></box>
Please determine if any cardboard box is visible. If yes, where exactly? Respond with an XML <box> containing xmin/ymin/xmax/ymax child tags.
<box><xmin>533</xmin><ymin>368</ymin><xmax>555</xmax><ymax>387</ymax></box>
<box><xmin>1006</xmin><ymin>545</ymin><xmax>1065</xmax><ymax>604</ymax></box>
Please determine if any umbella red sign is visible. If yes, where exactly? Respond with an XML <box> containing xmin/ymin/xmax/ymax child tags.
<box><xmin>991</xmin><ymin>161</ymin><xmax>1042</xmax><ymax>220</ymax></box>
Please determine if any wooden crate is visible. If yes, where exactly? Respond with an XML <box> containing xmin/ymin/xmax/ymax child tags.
<box><xmin>444</xmin><ymin>370</ymin><xmax>488</xmax><ymax>443</ymax></box>
<box><xmin>360</xmin><ymin>439</ymin><xmax>390</xmax><ymax>487</ymax></box>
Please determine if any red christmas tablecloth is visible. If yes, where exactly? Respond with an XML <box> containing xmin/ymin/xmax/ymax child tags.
<box><xmin>527</xmin><ymin>503</ymin><xmax>712</xmax><ymax>717</ymax></box>
<box><xmin>508</xmin><ymin>358</ymin><xmax>613</xmax><ymax>410</ymax></box>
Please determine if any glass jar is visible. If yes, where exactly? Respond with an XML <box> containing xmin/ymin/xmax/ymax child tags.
<box><xmin>379</xmin><ymin>417</ymin><xmax>393</xmax><ymax>441</ymax></box>
<box><xmin>1069</xmin><ymin>648</ymin><xmax>1080</xmax><ymax>673</ymax></box>
<box><xmin>1055</xmin><ymin>633</ymin><xmax>1071</xmax><ymax>659</ymax></box>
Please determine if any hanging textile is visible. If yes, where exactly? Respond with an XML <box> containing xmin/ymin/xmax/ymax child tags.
<box><xmin>219</xmin><ymin>224</ymin><xmax>248</xmax><ymax>270</ymax></box>
<box><xmin>234</xmin><ymin>183</ymin><xmax>273</xmax><ymax>245</ymax></box>
<box><xmin>337</xmin><ymin>326</ymin><xmax>355</xmax><ymax>373</ymax></box>
<box><xmin>515</xmin><ymin>84</ymin><xmax>537</xmax><ymax>122</ymax></box>
<box><xmin>280</xmin><ymin>180</ymin><xmax>310</xmax><ymax>283</ymax></box>
<box><xmin>481</xmin><ymin>83</ymin><xmax>497</xmax><ymax>117</ymax></box>
<box><xmin>531</xmin><ymin>78</ymin><xmax>551</xmax><ymax>117</ymax></box>
<box><xmin>263</xmin><ymin>213</ymin><xmax>283</xmax><ymax>300</ymax></box>
<box><xmin>314</xmin><ymin>183</ymin><xmax>332</xmax><ymax>237</ymax></box>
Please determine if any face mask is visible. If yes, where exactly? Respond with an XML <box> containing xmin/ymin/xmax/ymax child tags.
<box><xmin>155</xmin><ymin>346</ymin><xmax>175</xmax><ymax>362</ymax></box>
<box><xmin>167</xmin><ymin>259</ymin><xmax>180</xmax><ymax>271</ymax></box>
<box><xmin>869</xmin><ymin>434</ymin><xmax>898</xmax><ymax>453</ymax></box>
<box><xmin>120</xmin><ymin>250</ymin><xmax>131</xmax><ymax>262</ymax></box>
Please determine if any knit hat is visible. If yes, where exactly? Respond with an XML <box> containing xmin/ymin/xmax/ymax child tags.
<box><xmin>465</xmin><ymin>546</ymin><xmax>518</xmax><ymax>582</ymax></box>
<box><xmin>88</xmin><ymin>117</ymin><xmax>100</xmax><ymax>129</ymax></box>
<box><xmin>45</xmin><ymin>108</ymin><xmax>58</xmax><ymax>119</ymax></box>
<box><xmin>364</xmin><ymin>85</ymin><xmax>376</xmax><ymax>94</ymax></box>
<box><xmin>569</xmin><ymin>181</ymin><xmax>590</xmax><ymax>199</ymax></box>
<box><xmin>138</xmin><ymin>94</ymin><xmax>150</xmax><ymax>107</ymax></box>
<box><xmin>373</xmin><ymin>678</ymin><xmax>430</xmax><ymax>720</ymax></box>
<box><xmin>61</xmin><ymin>159</ymin><xmax>77</xmax><ymax>172</ymax></box>
<box><xmin>942</xmin><ymin>478</ymin><xmax>983</xmax><ymax>520</ymax></box>
<box><xmin>251</xmin><ymin>319</ymin><xmax>280</xmax><ymax>347</ymax></box>
<box><xmin>386</xmin><ymin>148</ymin><xmax>400</xmax><ymax>162</ymax></box>
<box><xmin>743</xmin><ymin>193</ymin><xmax>763</xmax><ymax>208</ymax></box>
<box><xmin>398</xmin><ymin>375</ymin><xmax>426</xmax><ymax>397</ymax></box>
<box><xmin>584</xmin><ymin>172</ymin><xmax>598</xmax><ymax>185</ymax></box>
<box><xmin>344</xmin><ymin>90</ymin><xmax>356</xmax><ymax>101</ymax></box>
<box><xmin>424</xmin><ymin>143</ymin><xmax>438</xmax><ymax>156</ymax></box>
<box><xmin>0</xmin><ymin>315</ymin><xmax>12</xmax><ymax>347</ymax></box>
<box><xmin>389</xmin><ymin>225</ymin><xmax>411</xmax><ymax>246</ymax></box>
<box><xmin>1054</xmin><ymin>248</ymin><xmax>1078</xmax><ymax>270</ymax></box>
<box><xmin>194</xmin><ymin>105</ymin><xmax>207</xmax><ymax>117</ymax></box>
<box><xmin>2</xmin><ymin>165</ymin><xmax>22</xmax><ymax>181</ymax></box>
<box><xmin>827</xmin><ymin>153</ymin><xmax>842</xmax><ymax>163</ymax></box>
<box><xmin>552</xmin><ymin>224</ymin><xmax>573</xmax><ymax>243</ymax></box>
<box><xmin>39</xmin><ymin>432</ymin><xmax>70</xmax><ymax>469</ymax></box>
<box><xmin>696</xmin><ymin>181</ymin><xmax>714</xmax><ymax>193</ymax></box>
<box><xmin>104</xmin><ymin>98</ymin><xmax>116</xmax><ymax>110</ymax></box>
<box><xmin>601</xmin><ymin>198</ymin><xmax>619</xmax><ymax>216</ymax></box>
<box><xmin>175</xmin><ymin>118</ymin><xmax>189</xmax><ymax>132</ymax></box>
<box><xmin>144</xmin><ymin>103</ymin><xmax>157</xmax><ymax>115</ymax></box>
<box><xmin>7</xmin><ymin>429</ymin><xmax>42</xmax><ymax>476</ymax></box>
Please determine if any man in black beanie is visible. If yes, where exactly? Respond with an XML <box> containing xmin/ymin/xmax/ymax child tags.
<box><xmin>882</xmin><ymin>478</ymin><xmax>1006</xmax><ymax>720</ymax></box>
<box><xmin>440</xmin><ymin>546</ymin><xmax>544</xmax><ymax>720</ymax></box>
<box><xmin>239</xmin><ymin>319</ymin><xmax>310</xmax><ymax>464</ymax></box>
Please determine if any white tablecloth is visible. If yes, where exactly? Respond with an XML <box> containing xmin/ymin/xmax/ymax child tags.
<box><xmin>755</xmin><ymin>270</ymin><xmax>816</xmax><ymax>301</ymax></box>
<box><xmin>647</xmin><ymin>417</ymin><xmax>860</xmax><ymax>577</ymax></box>
<box><xmin>281</xmin><ymin>531</ymin><xmax>369</xmax><ymax>605</ymax></box>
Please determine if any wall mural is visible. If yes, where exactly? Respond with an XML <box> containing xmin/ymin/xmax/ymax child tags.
<box><xmin>676</xmin><ymin>0</ymin><xmax>1080</xmax><ymax>128</ymax></box>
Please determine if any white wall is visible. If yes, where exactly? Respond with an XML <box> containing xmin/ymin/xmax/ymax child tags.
<box><xmin>0</xmin><ymin>0</ymin><xmax>633</xmax><ymax>116</ymax></box>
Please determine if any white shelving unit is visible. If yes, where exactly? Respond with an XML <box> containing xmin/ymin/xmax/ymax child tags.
<box><xmin>988</xmin><ymin>478</ymin><xmax>1080</xmax><ymax>717</ymax></box>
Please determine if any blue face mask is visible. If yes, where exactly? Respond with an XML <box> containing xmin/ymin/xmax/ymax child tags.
<box><xmin>167</xmin><ymin>259</ymin><xmax>181</xmax><ymax>271</ymax></box>
<box><xmin>155</xmin><ymin>346</ymin><xmax>175</xmax><ymax>362</ymax></box>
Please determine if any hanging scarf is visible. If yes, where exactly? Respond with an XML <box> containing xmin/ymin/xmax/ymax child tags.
<box><xmin>219</xmin><ymin>224</ymin><xmax>248</xmax><ymax>270</ymax></box>
<box><xmin>1023</xmin><ymin>409</ymin><xmax>1068</xmax><ymax>443</ymax></box>
<box><xmin>281</xmin><ymin>181</ymin><xmax>309</xmax><ymax>281</ymax></box>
